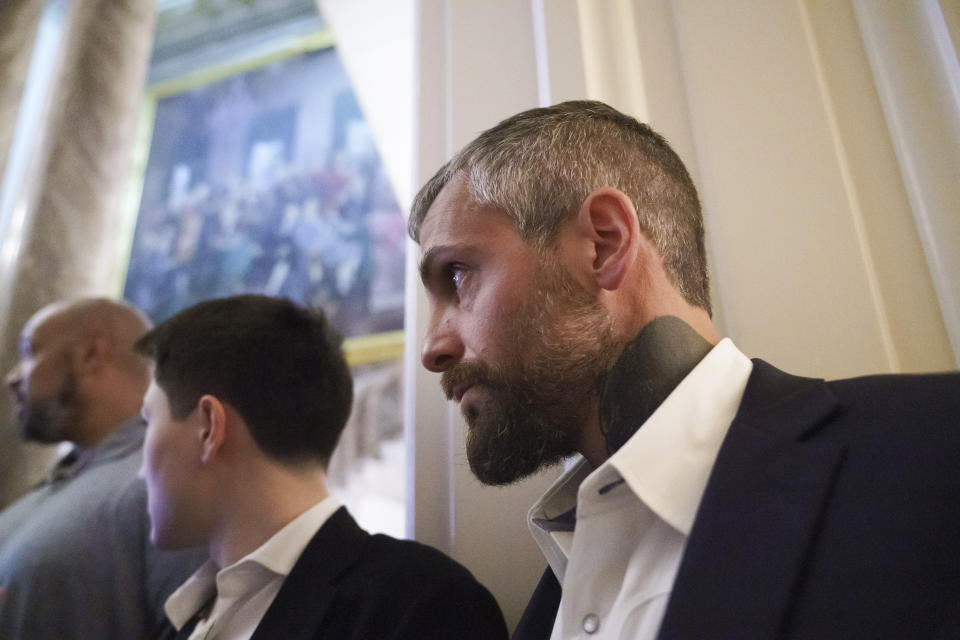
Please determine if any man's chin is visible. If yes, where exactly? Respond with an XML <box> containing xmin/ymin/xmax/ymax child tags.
<box><xmin>17</xmin><ymin>399</ymin><xmax>71</xmax><ymax>444</ymax></box>
<box><xmin>467</xmin><ymin>453</ymin><xmax>564</xmax><ymax>486</ymax></box>
<box><xmin>19</xmin><ymin>417</ymin><xmax>57</xmax><ymax>444</ymax></box>
<box><xmin>465</xmin><ymin>431</ymin><xmax>569</xmax><ymax>486</ymax></box>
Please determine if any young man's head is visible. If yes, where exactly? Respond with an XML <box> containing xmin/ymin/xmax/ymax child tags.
<box><xmin>5</xmin><ymin>298</ymin><xmax>152</xmax><ymax>448</ymax></box>
<box><xmin>134</xmin><ymin>295</ymin><xmax>353</xmax><ymax>548</ymax></box>
<box><xmin>412</xmin><ymin>101</ymin><xmax>715</xmax><ymax>485</ymax></box>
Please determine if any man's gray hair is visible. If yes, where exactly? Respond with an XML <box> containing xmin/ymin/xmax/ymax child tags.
<box><xmin>409</xmin><ymin>100</ymin><xmax>711</xmax><ymax>314</ymax></box>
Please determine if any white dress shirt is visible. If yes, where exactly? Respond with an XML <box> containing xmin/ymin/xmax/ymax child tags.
<box><xmin>528</xmin><ymin>338</ymin><xmax>753</xmax><ymax>639</ymax></box>
<box><xmin>165</xmin><ymin>495</ymin><xmax>342</xmax><ymax>640</ymax></box>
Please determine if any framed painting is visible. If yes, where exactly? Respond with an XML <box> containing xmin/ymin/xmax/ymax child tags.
<box><xmin>118</xmin><ymin>31</ymin><xmax>405</xmax><ymax>365</ymax></box>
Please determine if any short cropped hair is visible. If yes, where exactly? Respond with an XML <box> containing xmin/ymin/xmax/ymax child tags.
<box><xmin>135</xmin><ymin>295</ymin><xmax>353</xmax><ymax>466</ymax></box>
<box><xmin>409</xmin><ymin>100</ymin><xmax>710</xmax><ymax>314</ymax></box>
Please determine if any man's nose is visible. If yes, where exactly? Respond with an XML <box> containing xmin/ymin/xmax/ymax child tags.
<box><xmin>421</xmin><ymin>316</ymin><xmax>464</xmax><ymax>373</ymax></box>
<box><xmin>5</xmin><ymin>362</ymin><xmax>22</xmax><ymax>390</ymax></box>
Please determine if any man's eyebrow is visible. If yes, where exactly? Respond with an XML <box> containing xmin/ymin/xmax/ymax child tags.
<box><xmin>418</xmin><ymin>246</ymin><xmax>444</xmax><ymax>285</ymax></box>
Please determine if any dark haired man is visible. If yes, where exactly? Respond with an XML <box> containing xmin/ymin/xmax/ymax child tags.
<box><xmin>0</xmin><ymin>298</ymin><xmax>205</xmax><ymax>639</ymax></box>
<box><xmin>136</xmin><ymin>294</ymin><xmax>507</xmax><ymax>640</ymax></box>
<box><xmin>411</xmin><ymin>100</ymin><xmax>960</xmax><ymax>639</ymax></box>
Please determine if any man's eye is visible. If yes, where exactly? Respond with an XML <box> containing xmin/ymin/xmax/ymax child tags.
<box><xmin>452</xmin><ymin>268</ymin><xmax>465</xmax><ymax>290</ymax></box>
<box><xmin>444</xmin><ymin>263</ymin><xmax>468</xmax><ymax>292</ymax></box>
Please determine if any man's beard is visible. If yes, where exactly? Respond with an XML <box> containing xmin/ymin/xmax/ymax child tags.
<box><xmin>18</xmin><ymin>373</ymin><xmax>78</xmax><ymax>444</ymax></box>
<box><xmin>441</xmin><ymin>263</ymin><xmax>619</xmax><ymax>486</ymax></box>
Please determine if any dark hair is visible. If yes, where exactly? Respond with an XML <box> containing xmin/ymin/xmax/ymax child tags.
<box><xmin>135</xmin><ymin>295</ymin><xmax>353</xmax><ymax>466</ymax></box>
<box><xmin>409</xmin><ymin>100</ymin><xmax>710</xmax><ymax>314</ymax></box>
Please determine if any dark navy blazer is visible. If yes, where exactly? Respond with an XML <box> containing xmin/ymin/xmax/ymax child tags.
<box><xmin>514</xmin><ymin>361</ymin><xmax>960</xmax><ymax>639</ymax></box>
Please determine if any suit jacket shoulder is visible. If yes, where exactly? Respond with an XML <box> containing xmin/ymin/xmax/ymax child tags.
<box><xmin>660</xmin><ymin>361</ymin><xmax>960</xmax><ymax>639</ymax></box>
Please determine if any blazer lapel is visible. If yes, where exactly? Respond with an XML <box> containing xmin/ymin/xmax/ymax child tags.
<box><xmin>251</xmin><ymin>507</ymin><xmax>366</xmax><ymax>640</ymax></box>
<box><xmin>658</xmin><ymin>360</ymin><xmax>845</xmax><ymax>639</ymax></box>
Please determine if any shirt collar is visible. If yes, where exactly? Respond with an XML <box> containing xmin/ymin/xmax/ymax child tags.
<box><xmin>164</xmin><ymin>494</ymin><xmax>343</xmax><ymax>630</ymax></box>
<box><xmin>606</xmin><ymin>338</ymin><xmax>753</xmax><ymax>534</ymax></box>
<box><xmin>164</xmin><ymin>561</ymin><xmax>219</xmax><ymax>630</ymax></box>
<box><xmin>241</xmin><ymin>494</ymin><xmax>342</xmax><ymax>576</ymax></box>
<box><xmin>46</xmin><ymin>415</ymin><xmax>145</xmax><ymax>486</ymax></box>
<box><xmin>528</xmin><ymin>338</ymin><xmax>752</xmax><ymax>578</ymax></box>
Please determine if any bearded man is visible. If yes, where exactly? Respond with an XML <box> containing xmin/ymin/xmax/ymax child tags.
<box><xmin>411</xmin><ymin>100</ymin><xmax>960</xmax><ymax>639</ymax></box>
<box><xmin>0</xmin><ymin>298</ymin><xmax>205</xmax><ymax>639</ymax></box>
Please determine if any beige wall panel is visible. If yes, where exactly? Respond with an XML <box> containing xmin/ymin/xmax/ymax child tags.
<box><xmin>940</xmin><ymin>0</ymin><xmax>960</xmax><ymax>63</ymax></box>
<box><xmin>627</xmin><ymin>0</ymin><xmax>696</xmax><ymax>180</ymax></box>
<box><xmin>802</xmin><ymin>0</ymin><xmax>953</xmax><ymax>372</ymax></box>
<box><xmin>670</xmin><ymin>0</ymin><xmax>893</xmax><ymax>379</ymax></box>
<box><xmin>852</xmin><ymin>0</ymin><xmax>960</xmax><ymax>366</ymax></box>
<box><xmin>625</xmin><ymin>0</ymin><xmax>729</xmax><ymax>336</ymax></box>
<box><xmin>536</xmin><ymin>0</ymin><xmax>586</xmax><ymax>105</ymax></box>
<box><xmin>576</xmin><ymin>0</ymin><xmax>646</xmax><ymax>116</ymax></box>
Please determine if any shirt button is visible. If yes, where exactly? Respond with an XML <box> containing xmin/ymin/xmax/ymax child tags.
<box><xmin>582</xmin><ymin>613</ymin><xmax>600</xmax><ymax>634</ymax></box>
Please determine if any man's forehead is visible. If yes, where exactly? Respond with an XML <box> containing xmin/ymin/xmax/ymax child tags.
<box><xmin>24</xmin><ymin>300</ymin><xmax>77</xmax><ymax>336</ymax></box>
<box><xmin>418</xmin><ymin>176</ymin><xmax>519</xmax><ymax>250</ymax></box>
<box><xmin>22</xmin><ymin>309</ymin><xmax>61</xmax><ymax>345</ymax></box>
<box><xmin>419</xmin><ymin>176</ymin><xmax>471</xmax><ymax>241</ymax></box>
<box><xmin>21</xmin><ymin>305</ymin><xmax>87</xmax><ymax>358</ymax></box>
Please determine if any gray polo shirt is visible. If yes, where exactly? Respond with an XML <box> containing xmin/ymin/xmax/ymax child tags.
<box><xmin>0</xmin><ymin>417</ymin><xmax>206</xmax><ymax>639</ymax></box>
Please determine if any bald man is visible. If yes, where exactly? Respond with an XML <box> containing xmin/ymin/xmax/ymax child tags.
<box><xmin>0</xmin><ymin>298</ymin><xmax>205</xmax><ymax>640</ymax></box>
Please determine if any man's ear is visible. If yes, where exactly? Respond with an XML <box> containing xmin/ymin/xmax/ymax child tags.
<box><xmin>575</xmin><ymin>188</ymin><xmax>641</xmax><ymax>291</ymax></box>
<box><xmin>74</xmin><ymin>335</ymin><xmax>109</xmax><ymax>377</ymax></box>
<box><xmin>196</xmin><ymin>395</ymin><xmax>227</xmax><ymax>464</ymax></box>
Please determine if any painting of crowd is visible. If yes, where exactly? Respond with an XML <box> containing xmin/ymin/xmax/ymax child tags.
<box><xmin>123</xmin><ymin>47</ymin><xmax>406</xmax><ymax>338</ymax></box>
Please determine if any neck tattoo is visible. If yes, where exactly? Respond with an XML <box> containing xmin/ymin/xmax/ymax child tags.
<box><xmin>598</xmin><ymin>315</ymin><xmax>714</xmax><ymax>456</ymax></box>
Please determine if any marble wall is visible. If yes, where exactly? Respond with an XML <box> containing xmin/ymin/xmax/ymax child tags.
<box><xmin>0</xmin><ymin>0</ymin><xmax>155</xmax><ymax>508</ymax></box>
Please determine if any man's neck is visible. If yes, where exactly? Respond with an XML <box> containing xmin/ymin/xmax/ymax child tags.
<box><xmin>69</xmin><ymin>413</ymin><xmax>132</xmax><ymax>451</ymax></box>
<box><xmin>597</xmin><ymin>315</ymin><xmax>716</xmax><ymax>459</ymax></box>
<box><xmin>74</xmin><ymin>397</ymin><xmax>143</xmax><ymax>450</ymax></box>
<box><xmin>208</xmin><ymin>466</ymin><xmax>329</xmax><ymax>568</ymax></box>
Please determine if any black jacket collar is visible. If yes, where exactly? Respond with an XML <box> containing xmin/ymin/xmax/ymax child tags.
<box><xmin>657</xmin><ymin>360</ymin><xmax>844</xmax><ymax>638</ymax></box>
